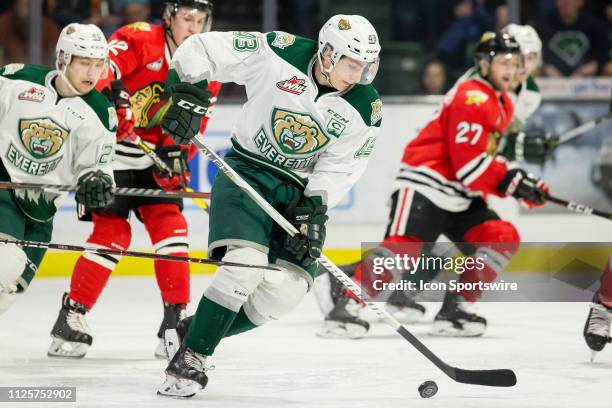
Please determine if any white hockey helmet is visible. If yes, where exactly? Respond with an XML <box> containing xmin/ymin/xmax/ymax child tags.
<box><xmin>503</xmin><ymin>24</ymin><xmax>542</xmax><ymax>65</ymax></box>
<box><xmin>318</xmin><ymin>14</ymin><xmax>381</xmax><ymax>85</ymax></box>
<box><xmin>56</xmin><ymin>23</ymin><xmax>109</xmax><ymax>67</ymax></box>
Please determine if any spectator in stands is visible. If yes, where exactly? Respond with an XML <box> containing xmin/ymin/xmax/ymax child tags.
<box><xmin>47</xmin><ymin>1</ymin><xmax>121</xmax><ymax>37</ymax></box>
<box><xmin>115</xmin><ymin>0</ymin><xmax>151</xmax><ymax>24</ymax></box>
<box><xmin>538</xmin><ymin>0</ymin><xmax>609</xmax><ymax>77</ymax></box>
<box><xmin>436</xmin><ymin>0</ymin><xmax>494</xmax><ymax>82</ymax></box>
<box><xmin>419</xmin><ymin>58</ymin><xmax>448</xmax><ymax>95</ymax></box>
<box><xmin>0</xmin><ymin>0</ymin><xmax>61</xmax><ymax>66</ymax></box>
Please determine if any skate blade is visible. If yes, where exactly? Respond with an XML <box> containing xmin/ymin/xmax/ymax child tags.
<box><xmin>386</xmin><ymin>304</ymin><xmax>425</xmax><ymax>324</ymax></box>
<box><xmin>47</xmin><ymin>337</ymin><xmax>90</xmax><ymax>359</ymax></box>
<box><xmin>157</xmin><ymin>374</ymin><xmax>202</xmax><ymax>398</ymax></box>
<box><xmin>429</xmin><ymin>321</ymin><xmax>485</xmax><ymax>337</ymax></box>
<box><xmin>162</xmin><ymin>329</ymin><xmax>181</xmax><ymax>361</ymax></box>
<box><xmin>316</xmin><ymin>321</ymin><xmax>368</xmax><ymax>339</ymax></box>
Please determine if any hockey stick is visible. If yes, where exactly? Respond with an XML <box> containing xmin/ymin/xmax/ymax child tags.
<box><xmin>0</xmin><ymin>181</ymin><xmax>210</xmax><ymax>200</ymax></box>
<box><xmin>0</xmin><ymin>238</ymin><xmax>281</xmax><ymax>271</ymax></box>
<box><xmin>130</xmin><ymin>133</ymin><xmax>210</xmax><ymax>212</ymax></box>
<box><xmin>192</xmin><ymin>134</ymin><xmax>517</xmax><ymax>387</ymax></box>
<box><xmin>557</xmin><ymin>97</ymin><xmax>612</xmax><ymax>145</ymax></box>
<box><xmin>546</xmin><ymin>194</ymin><xmax>612</xmax><ymax>220</ymax></box>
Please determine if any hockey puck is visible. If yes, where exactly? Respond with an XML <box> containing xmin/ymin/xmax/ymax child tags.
<box><xmin>418</xmin><ymin>380</ymin><xmax>438</xmax><ymax>398</ymax></box>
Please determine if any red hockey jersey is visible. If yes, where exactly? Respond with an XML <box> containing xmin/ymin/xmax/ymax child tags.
<box><xmin>397</xmin><ymin>77</ymin><xmax>514</xmax><ymax>212</ymax></box>
<box><xmin>97</xmin><ymin>22</ymin><xmax>221</xmax><ymax>170</ymax></box>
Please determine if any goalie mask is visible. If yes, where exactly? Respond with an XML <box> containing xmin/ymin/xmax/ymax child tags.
<box><xmin>318</xmin><ymin>15</ymin><xmax>381</xmax><ymax>85</ymax></box>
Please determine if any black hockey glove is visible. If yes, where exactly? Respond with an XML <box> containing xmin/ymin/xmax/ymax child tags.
<box><xmin>76</xmin><ymin>170</ymin><xmax>114</xmax><ymax>209</ymax></box>
<box><xmin>500</xmin><ymin>128</ymin><xmax>559</xmax><ymax>165</ymax></box>
<box><xmin>161</xmin><ymin>82</ymin><xmax>212</xmax><ymax>145</ymax></box>
<box><xmin>285</xmin><ymin>196</ymin><xmax>328</xmax><ymax>267</ymax></box>
<box><xmin>152</xmin><ymin>145</ymin><xmax>191</xmax><ymax>191</ymax></box>
<box><xmin>497</xmin><ymin>168</ymin><xmax>548</xmax><ymax>208</ymax></box>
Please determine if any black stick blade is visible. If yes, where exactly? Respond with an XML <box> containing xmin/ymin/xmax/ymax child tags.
<box><xmin>452</xmin><ymin>368</ymin><xmax>517</xmax><ymax>387</ymax></box>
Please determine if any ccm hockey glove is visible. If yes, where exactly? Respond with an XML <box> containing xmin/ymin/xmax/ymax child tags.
<box><xmin>497</xmin><ymin>168</ymin><xmax>548</xmax><ymax>208</ymax></box>
<box><xmin>101</xmin><ymin>80</ymin><xmax>136</xmax><ymax>142</ymax></box>
<box><xmin>286</xmin><ymin>196</ymin><xmax>328</xmax><ymax>267</ymax></box>
<box><xmin>76</xmin><ymin>170</ymin><xmax>114</xmax><ymax>209</ymax></box>
<box><xmin>161</xmin><ymin>82</ymin><xmax>212</xmax><ymax>145</ymax></box>
<box><xmin>152</xmin><ymin>145</ymin><xmax>191</xmax><ymax>191</ymax></box>
<box><xmin>500</xmin><ymin>128</ymin><xmax>559</xmax><ymax>165</ymax></box>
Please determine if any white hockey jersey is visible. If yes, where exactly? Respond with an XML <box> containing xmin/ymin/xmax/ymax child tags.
<box><xmin>0</xmin><ymin>64</ymin><xmax>116</xmax><ymax>221</ymax></box>
<box><xmin>170</xmin><ymin>31</ymin><xmax>382</xmax><ymax>207</ymax></box>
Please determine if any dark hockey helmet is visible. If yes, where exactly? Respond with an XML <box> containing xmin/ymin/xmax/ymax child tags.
<box><xmin>164</xmin><ymin>0</ymin><xmax>213</xmax><ymax>32</ymax></box>
<box><xmin>474</xmin><ymin>31</ymin><xmax>522</xmax><ymax>66</ymax></box>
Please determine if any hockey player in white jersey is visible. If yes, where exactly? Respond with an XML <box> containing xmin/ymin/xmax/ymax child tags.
<box><xmin>153</xmin><ymin>15</ymin><xmax>382</xmax><ymax>397</ymax></box>
<box><xmin>0</xmin><ymin>23</ymin><xmax>116</xmax><ymax>316</ymax></box>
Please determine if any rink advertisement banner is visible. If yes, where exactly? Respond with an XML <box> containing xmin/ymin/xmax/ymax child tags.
<box><xmin>50</xmin><ymin>100</ymin><xmax>611</xmax><ymax>225</ymax></box>
<box><xmin>356</xmin><ymin>241</ymin><xmax>611</xmax><ymax>302</ymax></box>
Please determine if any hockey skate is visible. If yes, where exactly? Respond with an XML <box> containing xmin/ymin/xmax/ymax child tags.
<box><xmin>313</xmin><ymin>262</ymin><xmax>357</xmax><ymax>315</ymax></box>
<box><xmin>386</xmin><ymin>289</ymin><xmax>426</xmax><ymax>324</ymax></box>
<box><xmin>154</xmin><ymin>302</ymin><xmax>188</xmax><ymax>359</ymax></box>
<box><xmin>583</xmin><ymin>293</ymin><xmax>612</xmax><ymax>361</ymax></box>
<box><xmin>157</xmin><ymin>344</ymin><xmax>211</xmax><ymax>398</ymax></box>
<box><xmin>48</xmin><ymin>293</ymin><xmax>92</xmax><ymax>358</ymax></box>
<box><xmin>317</xmin><ymin>293</ymin><xmax>370</xmax><ymax>339</ymax></box>
<box><xmin>430</xmin><ymin>292</ymin><xmax>486</xmax><ymax>337</ymax></box>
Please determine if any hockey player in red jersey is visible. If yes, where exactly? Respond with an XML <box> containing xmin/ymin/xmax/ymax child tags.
<box><xmin>318</xmin><ymin>32</ymin><xmax>549</xmax><ymax>338</ymax></box>
<box><xmin>48</xmin><ymin>0</ymin><xmax>221</xmax><ymax>359</ymax></box>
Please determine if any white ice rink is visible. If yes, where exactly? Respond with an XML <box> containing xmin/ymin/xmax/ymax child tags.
<box><xmin>1</xmin><ymin>276</ymin><xmax>609</xmax><ymax>408</ymax></box>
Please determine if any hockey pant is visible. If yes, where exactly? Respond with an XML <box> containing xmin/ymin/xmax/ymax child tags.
<box><xmin>353</xmin><ymin>188</ymin><xmax>520</xmax><ymax>302</ymax></box>
<box><xmin>184</xmin><ymin>246</ymin><xmax>308</xmax><ymax>356</ymax></box>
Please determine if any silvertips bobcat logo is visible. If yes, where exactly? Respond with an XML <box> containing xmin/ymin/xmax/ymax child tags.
<box><xmin>19</xmin><ymin>118</ymin><xmax>69</xmax><ymax>159</ymax></box>
<box><xmin>272</xmin><ymin>109</ymin><xmax>329</xmax><ymax>154</ymax></box>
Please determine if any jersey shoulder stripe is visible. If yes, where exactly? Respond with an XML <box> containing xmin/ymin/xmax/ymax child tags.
<box><xmin>526</xmin><ymin>75</ymin><xmax>539</xmax><ymax>92</ymax></box>
<box><xmin>0</xmin><ymin>64</ymin><xmax>52</xmax><ymax>85</ymax></box>
<box><xmin>265</xmin><ymin>32</ymin><xmax>317</xmax><ymax>75</ymax></box>
<box><xmin>80</xmin><ymin>90</ymin><xmax>117</xmax><ymax>132</ymax></box>
<box><xmin>342</xmin><ymin>84</ymin><xmax>382</xmax><ymax>127</ymax></box>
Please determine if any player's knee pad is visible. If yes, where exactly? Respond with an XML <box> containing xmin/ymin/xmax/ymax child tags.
<box><xmin>139</xmin><ymin>204</ymin><xmax>188</xmax><ymax>255</ymax></box>
<box><xmin>243</xmin><ymin>268</ymin><xmax>308</xmax><ymax>325</ymax></box>
<box><xmin>463</xmin><ymin>220</ymin><xmax>520</xmax><ymax>275</ymax></box>
<box><xmin>85</xmin><ymin>214</ymin><xmax>132</xmax><ymax>270</ymax></box>
<box><xmin>204</xmin><ymin>246</ymin><xmax>268</xmax><ymax>312</ymax></box>
<box><xmin>0</xmin><ymin>242</ymin><xmax>27</xmax><ymax>289</ymax></box>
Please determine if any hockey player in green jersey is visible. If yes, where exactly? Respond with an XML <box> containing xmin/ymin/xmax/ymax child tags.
<box><xmin>0</xmin><ymin>23</ymin><xmax>116</xmax><ymax>315</ymax></box>
<box><xmin>155</xmin><ymin>15</ymin><xmax>382</xmax><ymax>397</ymax></box>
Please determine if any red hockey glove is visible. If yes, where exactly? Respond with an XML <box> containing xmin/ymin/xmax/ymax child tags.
<box><xmin>102</xmin><ymin>80</ymin><xmax>136</xmax><ymax>142</ymax></box>
<box><xmin>151</xmin><ymin>145</ymin><xmax>191</xmax><ymax>191</ymax></box>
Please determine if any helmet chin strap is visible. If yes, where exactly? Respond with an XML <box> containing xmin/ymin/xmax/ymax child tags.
<box><xmin>317</xmin><ymin>52</ymin><xmax>337</xmax><ymax>89</ymax></box>
<box><xmin>55</xmin><ymin>57</ymin><xmax>85</xmax><ymax>97</ymax></box>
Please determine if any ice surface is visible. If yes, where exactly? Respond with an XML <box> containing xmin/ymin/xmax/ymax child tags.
<box><xmin>1</xmin><ymin>276</ymin><xmax>609</xmax><ymax>408</ymax></box>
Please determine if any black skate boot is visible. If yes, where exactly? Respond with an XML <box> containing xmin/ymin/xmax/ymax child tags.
<box><xmin>386</xmin><ymin>287</ymin><xmax>426</xmax><ymax>323</ymax></box>
<box><xmin>317</xmin><ymin>292</ymin><xmax>370</xmax><ymax>339</ymax></box>
<box><xmin>157</xmin><ymin>344</ymin><xmax>210</xmax><ymax>398</ymax></box>
<box><xmin>583</xmin><ymin>293</ymin><xmax>612</xmax><ymax>361</ymax></box>
<box><xmin>155</xmin><ymin>302</ymin><xmax>187</xmax><ymax>359</ymax></box>
<box><xmin>48</xmin><ymin>293</ymin><xmax>92</xmax><ymax>358</ymax></box>
<box><xmin>430</xmin><ymin>291</ymin><xmax>487</xmax><ymax>337</ymax></box>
